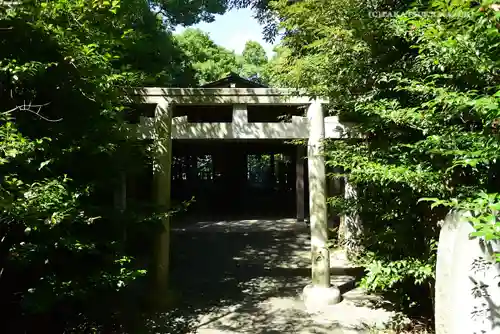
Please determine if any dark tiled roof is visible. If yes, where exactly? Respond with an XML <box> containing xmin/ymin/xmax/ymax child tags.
<box><xmin>201</xmin><ymin>72</ymin><xmax>268</xmax><ymax>88</ymax></box>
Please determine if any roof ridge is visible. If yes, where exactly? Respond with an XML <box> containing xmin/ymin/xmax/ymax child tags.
<box><xmin>201</xmin><ymin>72</ymin><xmax>268</xmax><ymax>88</ymax></box>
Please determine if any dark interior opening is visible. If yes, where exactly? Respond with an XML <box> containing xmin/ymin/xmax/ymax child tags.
<box><xmin>247</xmin><ymin>105</ymin><xmax>306</xmax><ymax>123</ymax></box>
<box><xmin>170</xmin><ymin>140</ymin><xmax>300</xmax><ymax>220</ymax></box>
<box><xmin>173</xmin><ymin>105</ymin><xmax>233</xmax><ymax>123</ymax></box>
<box><xmin>124</xmin><ymin>103</ymin><xmax>156</xmax><ymax>124</ymax></box>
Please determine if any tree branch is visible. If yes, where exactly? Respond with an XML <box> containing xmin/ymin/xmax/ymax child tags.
<box><xmin>3</xmin><ymin>101</ymin><xmax>63</xmax><ymax>122</ymax></box>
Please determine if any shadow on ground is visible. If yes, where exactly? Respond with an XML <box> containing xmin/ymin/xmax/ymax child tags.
<box><xmin>122</xmin><ymin>218</ymin><xmax>370</xmax><ymax>334</ymax></box>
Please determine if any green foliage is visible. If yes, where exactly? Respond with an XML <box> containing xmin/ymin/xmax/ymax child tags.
<box><xmin>0</xmin><ymin>0</ymin><xmax>229</xmax><ymax>330</ymax></box>
<box><xmin>175</xmin><ymin>28</ymin><xmax>242</xmax><ymax>84</ymax></box>
<box><xmin>240</xmin><ymin>40</ymin><xmax>268</xmax><ymax>83</ymax></box>
<box><xmin>152</xmin><ymin>0</ymin><xmax>228</xmax><ymax>26</ymax></box>
<box><xmin>175</xmin><ymin>28</ymin><xmax>270</xmax><ymax>85</ymax></box>
<box><xmin>269</xmin><ymin>0</ymin><xmax>500</xmax><ymax>315</ymax></box>
<box><xmin>421</xmin><ymin>192</ymin><xmax>500</xmax><ymax>261</ymax></box>
<box><xmin>0</xmin><ymin>0</ymin><xmax>273</xmax><ymax>328</ymax></box>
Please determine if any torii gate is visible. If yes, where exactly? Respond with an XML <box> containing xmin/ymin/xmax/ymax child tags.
<box><xmin>131</xmin><ymin>76</ymin><xmax>358</xmax><ymax>309</ymax></box>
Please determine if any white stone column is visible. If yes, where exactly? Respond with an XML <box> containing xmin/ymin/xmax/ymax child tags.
<box><xmin>152</xmin><ymin>98</ymin><xmax>173</xmax><ymax>298</ymax></box>
<box><xmin>344</xmin><ymin>178</ymin><xmax>363</xmax><ymax>259</ymax></box>
<box><xmin>302</xmin><ymin>99</ymin><xmax>340</xmax><ymax>311</ymax></box>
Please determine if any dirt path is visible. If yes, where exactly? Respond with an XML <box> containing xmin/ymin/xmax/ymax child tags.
<box><xmin>161</xmin><ymin>218</ymin><xmax>396</xmax><ymax>334</ymax></box>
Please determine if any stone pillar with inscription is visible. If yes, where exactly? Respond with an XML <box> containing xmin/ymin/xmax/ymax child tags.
<box><xmin>435</xmin><ymin>211</ymin><xmax>500</xmax><ymax>334</ymax></box>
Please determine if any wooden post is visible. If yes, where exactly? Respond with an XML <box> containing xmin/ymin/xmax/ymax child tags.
<box><xmin>270</xmin><ymin>153</ymin><xmax>276</xmax><ymax>186</ymax></box>
<box><xmin>344</xmin><ymin>177</ymin><xmax>363</xmax><ymax>259</ymax></box>
<box><xmin>327</xmin><ymin>166</ymin><xmax>343</xmax><ymax>239</ymax></box>
<box><xmin>114</xmin><ymin>171</ymin><xmax>127</xmax><ymax>242</ymax></box>
<box><xmin>296</xmin><ymin>145</ymin><xmax>306</xmax><ymax>222</ymax></box>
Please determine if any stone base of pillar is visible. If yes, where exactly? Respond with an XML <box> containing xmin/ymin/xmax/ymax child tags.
<box><xmin>302</xmin><ymin>284</ymin><xmax>341</xmax><ymax>312</ymax></box>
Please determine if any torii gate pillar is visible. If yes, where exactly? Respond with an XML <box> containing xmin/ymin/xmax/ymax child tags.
<box><xmin>152</xmin><ymin>98</ymin><xmax>173</xmax><ymax>303</ymax></box>
<box><xmin>302</xmin><ymin>99</ymin><xmax>341</xmax><ymax>311</ymax></box>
